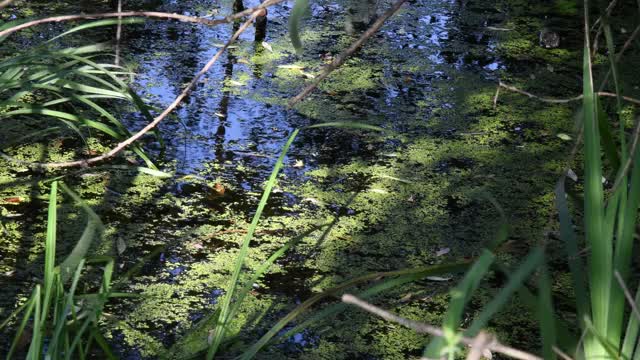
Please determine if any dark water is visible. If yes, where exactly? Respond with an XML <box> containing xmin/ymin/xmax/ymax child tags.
<box><xmin>0</xmin><ymin>0</ymin><xmax>593</xmax><ymax>357</ymax></box>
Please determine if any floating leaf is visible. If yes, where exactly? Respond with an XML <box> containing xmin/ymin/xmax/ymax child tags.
<box><xmin>261</xmin><ymin>41</ymin><xmax>273</xmax><ymax>52</ymax></box>
<box><xmin>369</xmin><ymin>188</ymin><xmax>388</xmax><ymax>194</ymax></box>
<box><xmin>117</xmin><ymin>238</ymin><xmax>126</xmax><ymax>255</ymax></box>
<box><xmin>293</xmin><ymin>159</ymin><xmax>304</xmax><ymax>168</ymax></box>
<box><xmin>557</xmin><ymin>133</ymin><xmax>572</xmax><ymax>141</ymax></box>
<box><xmin>301</xmin><ymin>71</ymin><xmax>316</xmax><ymax>79</ymax></box>
<box><xmin>436</xmin><ymin>248</ymin><xmax>451</xmax><ymax>257</ymax></box>
<box><xmin>213</xmin><ymin>183</ymin><xmax>225</xmax><ymax>196</ymax></box>
<box><xmin>2</xmin><ymin>197</ymin><xmax>22</xmax><ymax>204</ymax></box>
<box><xmin>278</xmin><ymin>64</ymin><xmax>305</xmax><ymax>70</ymax></box>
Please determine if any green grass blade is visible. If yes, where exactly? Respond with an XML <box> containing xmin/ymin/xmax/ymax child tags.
<box><xmin>39</xmin><ymin>181</ymin><xmax>59</xmax><ymax>343</ymax></box>
<box><xmin>603</xmin><ymin>21</ymin><xmax>624</xmax><ymax>113</ymax></box>
<box><xmin>466</xmin><ymin>247</ymin><xmax>545</xmax><ymax>336</ymax></box>
<box><xmin>226</xmin><ymin>224</ymin><xmax>328</xmax><ymax>321</ymax></box>
<box><xmin>91</xmin><ymin>328</ymin><xmax>117</xmax><ymax>360</ymax></box>
<box><xmin>423</xmin><ymin>250</ymin><xmax>496</xmax><ymax>358</ymax></box>
<box><xmin>27</xmin><ymin>285</ymin><xmax>42</xmax><ymax>359</ymax></box>
<box><xmin>621</xmin><ymin>283</ymin><xmax>640</xmax><ymax>358</ymax></box>
<box><xmin>58</xmin><ymin>183</ymin><xmax>103</xmax><ymax>282</ymax></box>
<box><xmin>288</xmin><ymin>0</ymin><xmax>309</xmax><ymax>53</ymax></box>
<box><xmin>597</xmin><ymin>97</ymin><xmax>620</xmax><ymax>173</ymax></box>
<box><xmin>585</xmin><ymin>318</ymin><xmax>622</xmax><ymax>359</ymax></box>
<box><xmin>582</xmin><ymin>18</ymin><xmax>611</xmax><ymax>354</ymax></box>
<box><xmin>240</xmin><ymin>262</ymin><xmax>469</xmax><ymax>360</ymax></box>
<box><xmin>48</xmin><ymin>259</ymin><xmax>86</xmax><ymax>357</ymax></box>
<box><xmin>207</xmin><ymin>129</ymin><xmax>301</xmax><ymax>359</ymax></box>
<box><xmin>277</xmin><ymin>271</ymin><xmax>437</xmax><ymax>343</ymax></box>
<box><xmin>554</xmin><ymin>177</ymin><xmax>590</xmax><ymax>327</ymax></box>
<box><xmin>6</xmin><ymin>291</ymin><xmax>36</xmax><ymax>360</ymax></box>
<box><xmin>538</xmin><ymin>263</ymin><xmax>557</xmax><ymax>360</ymax></box>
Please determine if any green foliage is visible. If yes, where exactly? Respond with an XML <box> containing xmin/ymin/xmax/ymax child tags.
<box><xmin>0</xmin><ymin>182</ymin><xmax>115</xmax><ymax>359</ymax></box>
<box><xmin>0</xmin><ymin>20</ymin><xmax>157</xmax><ymax>168</ymax></box>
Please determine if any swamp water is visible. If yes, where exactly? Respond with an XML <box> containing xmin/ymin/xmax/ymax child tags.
<box><xmin>0</xmin><ymin>0</ymin><xmax>595</xmax><ymax>357</ymax></box>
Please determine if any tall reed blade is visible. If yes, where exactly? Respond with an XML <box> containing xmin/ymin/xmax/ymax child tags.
<box><xmin>207</xmin><ymin>129</ymin><xmax>301</xmax><ymax>359</ymax></box>
<box><xmin>581</xmin><ymin>3</ymin><xmax>611</xmax><ymax>356</ymax></box>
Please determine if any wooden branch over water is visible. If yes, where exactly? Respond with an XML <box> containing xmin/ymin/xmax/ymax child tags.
<box><xmin>341</xmin><ymin>294</ymin><xmax>544</xmax><ymax>360</ymax></box>
<box><xmin>4</xmin><ymin>11</ymin><xmax>263</xmax><ymax>169</ymax></box>
<box><xmin>288</xmin><ymin>0</ymin><xmax>408</xmax><ymax>107</ymax></box>
<box><xmin>0</xmin><ymin>0</ymin><xmax>286</xmax><ymax>39</ymax></box>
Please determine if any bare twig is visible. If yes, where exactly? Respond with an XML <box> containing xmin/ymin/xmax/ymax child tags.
<box><xmin>6</xmin><ymin>12</ymin><xmax>261</xmax><ymax>169</ymax></box>
<box><xmin>342</xmin><ymin>294</ymin><xmax>543</xmax><ymax>360</ymax></box>
<box><xmin>591</xmin><ymin>0</ymin><xmax>619</xmax><ymax>56</ymax></box>
<box><xmin>610</xmin><ymin>116</ymin><xmax>640</xmax><ymax>193</ymax></box>
<box><xmin>466</xmin><ymin>332</ymin><xmax>493</xmax><ymax>360</ymax></box>
<box><xmin>498</xmin><ymin>81</ymin><xmax>583</xmax><ymax>104</ymax></box>
<box><xmin>493</xmin><ymin>85</ymin><xmax>500</xmax><ymax>109</ymax></box>
<box><xmin>553</xmin><ymin>346</ymin><xmax>575</xmax><ymax>360</ymax></box>
<box><xmin>115</xmin><ymin>0</ymin><xmax>123</xmax><ymax>66</ymax></box>
<box><xmin>288</xmin><ymin>0</ymin><xmax>408</xmax><ymax>107</ymax></box>
<box><xmin>614</xmin><ymin>270</ymin><xmax>640</xmax><ymax>322</ymax></box>
<box><xmin>498</xmin><ymin>81</ymin><xmax>640</xmax><ymax>106</ymax></box>
<box><xmin>591</xmin><ymin>0</ymin><xmax>619</xmax><ymax>31</ymax></box>
<box><xmin>0</xmin><ymin>0</ymin><xmax>285</xmax><ymax>39</ymax></box>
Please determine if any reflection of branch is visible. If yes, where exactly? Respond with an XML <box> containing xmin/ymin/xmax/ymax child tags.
<box><xmin>288</xmin><ymin>0</ymin><xmax>408</xmax><ymax>107</ymax></box>
<box><xmin>115</xmin><ymin>0</ymin><xmax>123</xmax><ymax>67</ymax></box>
<box><xmin>497</xmin><ymin>81</ymin><xmax>640</xmax><ymax>106</ymax></box>
<box><xmin>8</xmin><ymin>12</ymin><xmax>262</xmax><ymax>169</ymax></box>
<box><xmin>341</xmin><ymin>294</ymin><xmax>543</xmax><ymax>360</ymax></box>
<box><xmin>0</xmin><ymin>0</ymin><xmax>285</xmax><ymax>39</ymax></box>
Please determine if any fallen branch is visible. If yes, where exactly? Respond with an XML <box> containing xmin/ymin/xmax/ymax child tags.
<box><xmin>497</xmin><ymin>81</ymin><xmax>640</xmax><ymax>106</ymax></box>
<box><xmin>8</xmin><ymin>11</ymin><xmax>262</xmax><ymax>169</ymax></box>
<box><xmin>341</xmin><ymin>294</ymin><xmax>543</xmax><ymax>360</ymax></box>
<box><xmin>288</xmin><ymin>0</ymin><xmax>408</xmax><ymax>107</ymax></box>
<box><xmin>0</xmin><ymin>0</ymin><xmax>285</xmax><ymax>39</ymax></box>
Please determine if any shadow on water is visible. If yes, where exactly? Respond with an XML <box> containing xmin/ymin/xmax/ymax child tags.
<box><xmin>0</xmin><ymin>0</ymin><xmax>600</xmax><ymax>357</ymax></box>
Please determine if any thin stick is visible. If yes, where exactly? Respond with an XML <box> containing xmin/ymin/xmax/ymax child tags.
<box><xmin>342</xmin><ymin>294</ymin><xmax>543</xmax><ymax>360</ymax></box>
<box><xmin>498</xmin><ymin>81</ymin><xmax>640</xmax><ymax>106</ymax></box>
<box><xmin>499</xmin><ymin>81</ymin><xmax>583</xmax><ymax>104</ymax></box>
<box><xmin>115</xmin><ymin>0</ymin><xmax>123</xmax><ymax>67</ymax></box>
<box><xmin>9</xmin><ymin>12</ymin><xmax>260</xmax><ymax>169</ymax></box>
<box><xmin>614</xmin><ymin>271</ymin><xmax>640</xmax><ymax>322</ymax></box>
<box><xmin>610</xmin><ymin>116</ymin><xmax>640</xmax><ymax>193</ymax></box>
<box><xmin>591</xmin><ymin>0</ymin><xmax>619</xmax><ymax>56</ymax></box>
<box><xmin>466</xmin><ymin>332</ymin><xmax>493</xmax><ymax>360</ymax></box>
<box><xmin>598</xmin><ymin>22</ymin><xmax>640</xmax><ymax>92</ymax></box>
<box><xmin>0</xmin><ymin>0</ymin><xmax>285</xmax><ymax>40</ymax></box>
<box><xmin>288</xmin><ymin>0</ymin><xmax>408</xmax><ymax>107</ymax></box>
<box><xmin>553</xmin><ymin>346</ymin><xmax>575</xmax><ymax>360</ymax></box>
<box><xmin>493</xmin><ymin>85</ymin><xmax>500</xmax><ymax>109</ymax></box>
